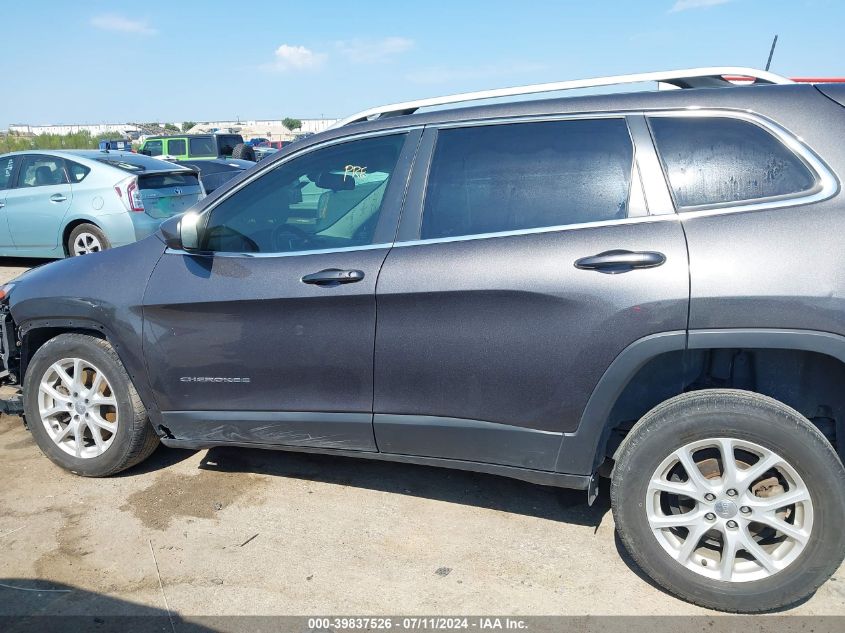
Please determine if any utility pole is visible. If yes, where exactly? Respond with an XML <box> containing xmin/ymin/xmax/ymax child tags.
<box><xmin>765</xmin><ymin>35</ymin><xmax>779</xmax><ymax>71</ymax></box>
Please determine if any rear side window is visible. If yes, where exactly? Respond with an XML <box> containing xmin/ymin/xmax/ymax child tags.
<box><xmin>421</xmin><ymin>119</ymin><xmax>633</xmax><ymax>240</ymax></box>
<box><xmin>167</xmin><ymin>139</ymin><xmax>186</xmax><ymax>156</ymax></box>
<box><xmin>17</xmin><ymin>155</ymin><xmax>69</xmax><ymax>187</ymax></box>
<box><xmin>648</xmin><ymin>116</ymin><xmax>817</xmax><ymax>209</ymax></box>
<box><xmin>189</xmin><ymin>137</ymin><xmax>216</xmax><ymax>157</ymax></box>
<box><xmin>144</xmin><ymin>140</ymin><xmax>163</xmax><ymax>156</ymax></box>
<box><xmin>65</xmin><ymin>159</ymin><xmax>91</xmax><ymax>183</ymax></box>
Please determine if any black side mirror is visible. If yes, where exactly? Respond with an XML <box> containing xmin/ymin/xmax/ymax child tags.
<box><xmin>159</xmin><ymin>212</ymin><xmax>201</xmax><ymax>250</ymax></box>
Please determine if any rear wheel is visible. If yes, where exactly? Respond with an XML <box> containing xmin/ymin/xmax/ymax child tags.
<box><xmin>67</xmin><ymin>223</ymin><xmax>110</xmax><ymax>256</ymax></box>
<box><xmin>611</xmin><ymin>389</ymin><xmax>845</xmax><ymax>612</ymax></box>
<box><xmin>23</xmin><ymin>333</ymin><xmax>159</xmax><ymax>476</ymax></box>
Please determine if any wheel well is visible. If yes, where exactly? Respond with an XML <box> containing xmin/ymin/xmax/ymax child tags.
<box><xmin>21</xmin><ymin>327</ymin><xmax>107</xmax><ymax>378</ymax></box>
<box><xmin>600</xmin><ymin>348</ymin><xmax>845</xmax><ymax>472</ymax></box>
<box><xmin>61</xmin><ymin>220</ymin><xmax>99</xmax><ymax>256</ymax></box>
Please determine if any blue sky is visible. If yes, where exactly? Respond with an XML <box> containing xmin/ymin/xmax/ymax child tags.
<box><xmin>2</xmin><ymin>0</ymin><xmax>843</xmax><ymax>128</ymax></box>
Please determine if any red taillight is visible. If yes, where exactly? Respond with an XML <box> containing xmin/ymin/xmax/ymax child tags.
<box><xmin>115</xmin><ymin>177</ymin><xmax>144</xmax><ymax>212</ymax></box>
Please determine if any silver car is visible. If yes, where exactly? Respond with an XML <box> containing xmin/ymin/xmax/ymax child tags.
<box><xmin>0</xmin><ymin>150</ymin><xmax>204</xmax><ymax>257</ymax></box>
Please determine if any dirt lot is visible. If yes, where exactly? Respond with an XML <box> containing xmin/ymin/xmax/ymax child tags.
<box><xmin>0</xmin><ymin>259</ymin><xmax>843</xmax><ymax>622</ymax></box>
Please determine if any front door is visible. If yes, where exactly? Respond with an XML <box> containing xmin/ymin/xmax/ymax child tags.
<box><xmin>373</xmin><ymin>118</ymin><xmax>690</xmax><ymax>471</ymax></box>
<box><xmin>4</xmin><ymin>153</ymin><xmax>72</xmax><ymax>254</ymax></box>
<box><xmin>143</xmin><ymin>130</ymin><xmax>419</xmax><ymax>451</ymax></box>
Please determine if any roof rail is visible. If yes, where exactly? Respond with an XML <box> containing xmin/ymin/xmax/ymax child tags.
<box><xmin>332</xmin><ymin>66</ymin><xmax>792</xmax><ymax>128</ymax></box>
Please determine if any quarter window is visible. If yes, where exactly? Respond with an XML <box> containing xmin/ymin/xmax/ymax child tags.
<box><xmin>65</xmin><ymin>159</ymin><xmax>91</xmax><ymax>183</ymax></box>
<box><xmin>202</xmin><ymin>133</ymin><xmax>407</xmax><ymax>254</ymax></box>
<box><xmin>167</xmin><ymin>139</ymin><xmax>186</xmax><ymax>156</ymax></box>
<box><xmin>421</xmin><ymin>119</ymin><xmax>634</xmax><ymax>240</ymax></box>
<box><xmin>648</xmin><ymin>116</ymin><xmax>817</xmax><ymax>209</ymax></box>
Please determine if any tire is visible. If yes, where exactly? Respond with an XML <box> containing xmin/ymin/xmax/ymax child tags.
<box><xmin>67</xmin><ymin>223</ymin><xmax>110</xmax><ymax>257</ymax></box>
<box><xmin>611</xmin><ymin>389</ymin><xmax>845</xmax><ymax>612</ymax></box>
<box><xmin>23</xmin><ymin>333</ymin><xmax>159</xmax><ymax>477</ymax></box>
<box><xmin>231</xmin><ymin>143</ymin><xmax>256</xmax><ymax>161</ymax></box>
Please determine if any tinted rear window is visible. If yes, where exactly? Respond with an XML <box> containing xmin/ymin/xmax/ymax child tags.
<box><xmin>139</xmin><ymin>173</ymin><xmax>200</xmax><ymax>189</ymax></box>
<box><xmin>217</xmin><ymin>135</ymin><xmax>242</xmax><ymax>156</ymax></box>
<box><xmin>421</xmin><ymin>118</ymin><xmax>633</xmax><ymax>240</ymax></box>
<box><xmin>649</xmin><ymin>116</ymin><xmax>817</xmax><ymax>208</ymax></box>
<box><xmin>96</xmin><ymin>154</ymin><xmax>180</xmax><ymax>172</ymax></box>
<box><xmin>189</xmin><ymin>137</ymin><xmax>216</xmax><ymax>157</ymax></box>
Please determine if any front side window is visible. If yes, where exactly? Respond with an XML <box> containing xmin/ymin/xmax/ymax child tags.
<box><xmin>421</xmin><ymin>118</ymin><xmax>634</xmax><ymax>240</ymax></box>
<box><xmin>202</xmin><ymin>133</ymin><xmax>407</xmax><ymax>254</ymax></box>
<box><xmin>17</xmin><ymin>155</ymin><xmax>69</xmax><ymax>188</ymax></box>
<box><xmin>648</xmin><ymin>116</ymin><xmax>817</xmax><ymax>209</ymax></box>
<box><xmin>145</xmin><ymin>140</ymin><xmax>163</xmax><ymax>156</ymax></box>
<box><xmin>167</xmin><ymin>139</ymin><xmax>187</xmax><ymax>156</ymax></box>
<box><xmin>0</xmin><ymin>155</ymin><xmax>19</xmax><ymax>190</ymax></box>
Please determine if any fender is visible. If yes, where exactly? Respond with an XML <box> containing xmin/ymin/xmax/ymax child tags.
<box><xmin>6</xmin><ymin>236</ymin><xmax>167</xmax><ymax>426</ymax></box>
<box><xmin>555</xmin><ymin>328</ymin><xmax>845</xmax><ymax>476</ymax></box>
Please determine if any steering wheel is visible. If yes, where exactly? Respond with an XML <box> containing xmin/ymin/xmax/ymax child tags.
<box><xmin>272</xmin><ymin>223</ymin><xmax>311</xmax><ymax>251</ymax></box>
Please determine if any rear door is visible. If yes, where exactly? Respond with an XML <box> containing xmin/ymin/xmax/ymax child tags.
<box><xmin>373</xmin><ymin>116</ymin><xmax>690</xmax><ymax>472</ymax></box>
<box><xmin>4</xmin><ymin>154</ymin><xmax>72</xmax><ymax>252</ymax></box>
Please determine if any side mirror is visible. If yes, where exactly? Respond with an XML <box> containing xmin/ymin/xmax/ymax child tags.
<box><xmin>159</xmin><ymin>211</ymin><xmax>201</xmax><ymax>251</ymax></box>
<box><xmin>181</xmin><ymin>211</ymin><xmax>201</xmax><ymax>250</ymax></box>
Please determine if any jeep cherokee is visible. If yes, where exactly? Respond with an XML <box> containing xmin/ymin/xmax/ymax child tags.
<box><xmin>1</xmin><ymin>67</ymin><xmax>844</xmax><ymax>613</ymax></box>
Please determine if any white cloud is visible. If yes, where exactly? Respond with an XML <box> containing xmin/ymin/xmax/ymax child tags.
<box><xmin>335</xmin><ymin>37</ymin><xmax>415</xmax><ymax>63</ymax></box>
<box><xmin>670</xmin><ymin>0</ymin><xmax>733</xmax><ymax>12</ymax></box>
<box><xmin>269</xmin><ymin>44</ymin><xmax>327</xmax><ymax>71</ymax></box>
<box><xmin>90</xmin><ymin>14</ymin><xmax>157</xmax><ymax>35</ymax></box>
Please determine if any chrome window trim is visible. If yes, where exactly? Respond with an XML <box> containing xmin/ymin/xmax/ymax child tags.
<box><xmin>392</xmin><ymin>213</ymin><xmax>681</xmax><ymax>249</ymax></box>
<box><xmin>165</xmin><ymin>242</ymin><xmax>393</xmax><ymax>259</ymax></box>
<box><xmin>393</xmin><ymin>107</ymin><xmax>837</xmax><ymax>248</ymax></box>
<box><xmin>645</xmin><ymin>108</ymin><xmax>839</xmax><ymax>215</ymax></box>
<box><xmin>189</xmin><ymin>108</ymin><xmax>837</xmax><ymax>257</ymax></box>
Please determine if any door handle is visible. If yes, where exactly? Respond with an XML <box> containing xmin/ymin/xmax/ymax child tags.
<box><xmin>575</xmin><ymin>250</ymin><xmax>666</xmax><ymax>274</ymax></box>
<box><xmin>49</xmin><ymin>194</ymin><xmax>67</xmax><ymax>203</ymax></box>
<box><xmin>301</xmin><ymin>268</ymin><xmax>365</xmax><ymax>286</ymax></box>
<box><xmin>0</xmin><ymin>201</ymin><xmax>4</xmax><ymax>209</ymax></box>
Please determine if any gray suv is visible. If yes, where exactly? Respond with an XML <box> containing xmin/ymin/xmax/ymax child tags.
<box><xmin>1</xmin><ymin>67</ymin><xmax>844</xmax><ymax>613</ymax></box>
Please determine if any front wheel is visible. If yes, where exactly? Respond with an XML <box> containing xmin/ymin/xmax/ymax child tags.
<box><xmin>611</xmin><ymin>389</ymin><xmax>845</xmax><ymax>612</ymax></box>
<box><xmin>23</xmin><ymin>333</ymin><xmax>159</xmax><ymax>476</ymax></box>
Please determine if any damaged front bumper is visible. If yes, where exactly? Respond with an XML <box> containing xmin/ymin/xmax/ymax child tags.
<box><xmin>0</xmin><ymin>305</ymin><xmax>23</xmax><ymax>416</ymax></box>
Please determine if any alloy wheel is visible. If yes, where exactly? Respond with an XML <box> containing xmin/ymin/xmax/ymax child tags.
<box><xmin>646</xmin><ymin>437</ymin><xmax>813</xmax><ymax>582</ymax></box>
<box><xmin>37</xmin><ymin>357</ymin><xmax>119</xmax><ymax>459</ymax></box>
<box><xmin>73</xmin><ymin>232</ymin><xmax>103</xmax><ymax>256</ymax></box>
